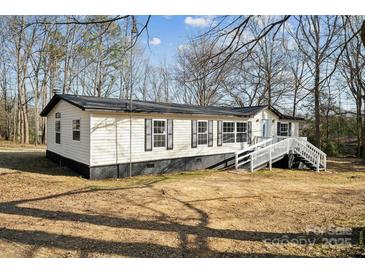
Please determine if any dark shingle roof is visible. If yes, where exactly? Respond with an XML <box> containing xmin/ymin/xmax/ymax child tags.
<box><xmin>40</xmin><ymin>94</ymin><xmax>304</xmax><ymax>120</ymax></box>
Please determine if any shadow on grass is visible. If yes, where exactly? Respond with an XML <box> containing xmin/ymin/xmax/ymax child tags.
<box><xmin>0</xmin><ymin>184</ymin><xmax>359</xmax><ymax>258</ymax></box>
<box><xmin>0</xmin><ymin>151</ymin><xmax>78</xmax><ymax>177</ymax></box>
<box><xmin>326</xmin><ymin>158</ymin><xmax>365</xmax><ymax>173</ymax></box>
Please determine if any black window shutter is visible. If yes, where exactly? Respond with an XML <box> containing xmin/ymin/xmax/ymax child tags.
<box><xmin>288</xmin><ymin>122</ymin><xmax>292</xmax><ymax>136</ymax></box>
<box><xmin>217</xmin><ymin>120</ymin><xmax>222</xmax><ymax>146</ymax></box>
<box><xmin>167</xmin><ymin>119</ymin><xmax>173</xmax><ymax>150</ymax></box>
<box><xmin>247</xmin><ymin>121</ymin><xmax>252</xmax><ymax>144</ymax></box>
<box><xmin>208</xmin><ymin>120</ymin><xmax>213</xmax><ymax>147</ymax></box>
<box><xmin>145</xmin><ymin>119</ymin><xmax>152</xmax><ymax>151</ymax></box>
<box><xmin>191</xmin><ymin>120</ymin><xmax>197</xmax><ymax>148</ymax></box>
<box><xmin>277</xmin><ymin>122</ymin><xmax>281</xmax><ymax>136</ymax></box>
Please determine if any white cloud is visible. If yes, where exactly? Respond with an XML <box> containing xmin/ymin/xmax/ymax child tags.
<box><xmin>184</xmin><ymin>16</ymin><xmax>213</xmax><ymax>28</ymax></box>
<box><xmin>149</xmin><ymin>37</ymin><xmax>161</xmax><ymax>46</ymax></box>
<box><xmin>178</xmin><ymin>44</ymin><xmax>188</xmax><ymax>52</ymax></box>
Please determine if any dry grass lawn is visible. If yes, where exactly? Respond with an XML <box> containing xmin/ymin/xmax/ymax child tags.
<box><xmin>0</xmin><ymin>142</ymin><xmax>365</xmax><ymax>257</ymax></box>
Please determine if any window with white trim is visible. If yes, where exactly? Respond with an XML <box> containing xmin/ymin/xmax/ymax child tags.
<box><xmin>153</xmin><ymin>120</ymin><xmax>166</xmax><ymax>148</ymax></box>
<box><xmin>236</xmin><ymin>122</ymin><xmax>247</xmax><ymax>142</ymax></box>
<box><xmin>223</xmin><ymin>122</ymin><xmax>235</xmax><ymax>143</ymax></box>
<box><xmin>197</xmin><ymin>121</ymin><xmax>208</xmax><ymax>145</ymax></box>
<box><xmin>72</xmin><ymin>119</ymin><xmax>80</xmax><ymax>141</ymax></box>
<box><xmin>279</xmin><ymin>123</ymin><xmax>289</xmax><ymax>136</ymax></box>
<box><xmin>55</xmin><ymin>113</ymin><xmax>61</xmax><ymax>144</ymax></box>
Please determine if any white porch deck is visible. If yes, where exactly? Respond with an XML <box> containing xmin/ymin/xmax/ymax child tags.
<box><xmin>235</xmin><ymin>136</ymin><xmax>326</xmax><ymax>172</ymax></box>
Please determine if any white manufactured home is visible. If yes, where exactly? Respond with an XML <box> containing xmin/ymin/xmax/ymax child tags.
<box><xmin>40</xmin><ymin>94</ymin><xmax>326</xmax><ymax>179</ymax></box>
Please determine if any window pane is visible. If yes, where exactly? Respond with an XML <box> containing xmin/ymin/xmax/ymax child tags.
<box><xmin>223</xmin><ymin>133</ymin><xmax>235</xmax><ymax>143</ymax></box>
<box><xmin>73</xmin><ymin>120</ymin><xmax>80</xmax><ymax>130</ymax></box>
<box><xmin>55</xmin><ymin>121</ymin><xmax>60</xmax><ymax>132</ymax></box>
<box><xmin>198</xmin><ymin>121</ymin><xmax>207</xmax><ymax>133</ymax></box>
<box><xmin>55</xmin><ymin>132</ymin><xmax>61</xmax><ymax>144</ymax></box>
<box><xmin>198</xmin><ymin>134</ymin><xmax>208</xmax><ymax>145</ymax></box>
<box><xmin>73</xmin><ymin>131</ymin><xmax>80</xmax><ymax>141</ymax></box>
<box><xmin>280</xmin><ymin>123</ymin><xmax>288</xmax><ymax>136</ymax></box>
<box><xmin>55</xmin><ymin>112</ymin><xmax>61</xmax><ymax>118</ymax></box>
<box><xmin>154</xmin><ymin>120</ymin><xmax>166</xmax><ymax>134</ymax></box>
<box><xmin>236</xmin><ymin>122</ymin><xmax>247</xmax><ymax>133</ymax></box>
<box><xmin>236</xmin><ymin>132</ymin><xmax>248</xmax><ymax>142</ymax></box>
<box><xmin>154</xmin><ymin>135</ymin><xmax>166</xmax><ymax>147</ymax></box>
<box><xmin>223</xmin><ymin>122</ymin><xmax>234</xmax><ymax>133</ymax></box>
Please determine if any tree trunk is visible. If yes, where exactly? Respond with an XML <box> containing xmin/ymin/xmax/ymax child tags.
<box><xmin>356</xmin><ymin>98</ymin><xmax>362</xmax><ymax>157</ymax></box>
<box><xmin>363</xmin><ymin>98</ymin><xmax>365</xmax><ymax>161</ymax></box>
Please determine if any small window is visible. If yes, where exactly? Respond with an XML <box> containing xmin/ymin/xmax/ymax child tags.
<box><xmin>55</xmin><ymin>120</ymin><xmax>61</xmax><ymax>144</ymax></box>
<box><xmin>153</xmin><ymin>120</ymin><xmax>166</xmax><ymax>148</ymax></box>
<box><xmin>280</xmin><ymin>123</ymin><xmax>289</xmax><ymax>136</ymax></box>
<box><xmin>73</xmin><ymin>119</ymin><xmax>80</xmax><ymax>141</ymax></box>
<box><xmin>223</xmin><ymin>122</ymin><xmax>235</xmax><ymax>143</ymax></box>
<box><xmin>146</xmin><ymin>163</ymin><xmax>155</xmax><ymax>169</ymax></box>
<box><xmin>197</xmin><ymin>121</ymin><xmax>208</xmax><ymax>145</ymax></box>
<box><xmin>236</xmin><ymin>122</ymin><xmax>248</xmax><ymax>142</ymax></box>
<box><xmin>55</xmin><ymin>112</ymin><xmax>61</xmax><ymax>119</ymax></box>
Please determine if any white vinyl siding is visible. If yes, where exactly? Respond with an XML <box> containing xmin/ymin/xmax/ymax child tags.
<box><xmin>90</xmin><ymin>113</ymin><xmax>249</xmax><ymax>166</ymax></box>
<box><xmin>46</xmin><ymin>101</ymin><xmax>301</xmax><ymax>168</ymax></box>
<box><xmin>47</xmin><ymin>100</ymin><xmax>90</xmax><ymax>165</ymax></box>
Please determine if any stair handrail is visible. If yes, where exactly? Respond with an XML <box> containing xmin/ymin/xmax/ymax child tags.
<box><xmin>234</xmin><ymin>138</ymin><xmax>273</xmax><ymax>169</ymax></box>
<box><xmin>291</xmin><ymin>138</ymin><xmax>327</xmax><ymax>172</ymax></box>
<box><xmin>249</xmin><ymin>138</ymin><xmax>291</xmax><ymax>171</ymax></box>
<box><xmin>235</xmin><ymin>138</ymin><xmax>273</xmax><ymax>156</ymax></box>
<box><xmin>235</xmin><ymin>137</ymin><xmax>327</xmax><ymax>172</ymax></box>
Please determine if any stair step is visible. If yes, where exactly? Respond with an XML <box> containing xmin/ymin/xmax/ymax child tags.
<box><xmin>235</xmin><ymin>138</ymin><xmax>326</xmax><ymax>173</ymax></box>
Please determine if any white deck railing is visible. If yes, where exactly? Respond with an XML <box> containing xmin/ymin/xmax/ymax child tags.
<box><xmin>234</xmin><ymin>136</ymin><xmax>326</xmax><ymax>172</ymax></box>
<box><xmin>235</xmin><ymin>138</ymin><xmax>273</xmax><ymax>169</ymax></box>
<box><xmin>291</xmin><ymin>138</ymin><xmax>327</xmax><ymax>172</ymax></box>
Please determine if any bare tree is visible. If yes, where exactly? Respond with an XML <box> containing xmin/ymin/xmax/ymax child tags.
<box><xmin>292</xmin><ymin>16</ymin><xmax>343</xmax><ymax>148</ymax></box>
<box><xmin>175</xmin><ymin>38</ymin><xmax>231</xmax><ymax>106</ymax></box>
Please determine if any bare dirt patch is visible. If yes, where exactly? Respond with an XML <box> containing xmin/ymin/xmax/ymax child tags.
<box><xmin>0</xmin><ymin>147</ymin><xmax>364</xmax><ymax>257</ymax></box>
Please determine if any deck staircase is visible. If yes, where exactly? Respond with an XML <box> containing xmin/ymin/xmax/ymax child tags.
<box><xmin>235</xmin><ymin>137</ymin><xmax>326</xmax><ymax>172</ymax></box>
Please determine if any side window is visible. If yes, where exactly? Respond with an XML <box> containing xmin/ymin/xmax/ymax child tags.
<box><xmin>197</xmin><ymin>121</ymin><xmax>208</xmax><ymax>145</ymax></box>
<box><xmin>223</xmin><ymin>122</ymin><xmax>235</xmax><ymax>143</ymax></box>
<box><xmin>236</xmin><ymin>122</ymin><xmax>247</xmax><ymax>142</ymax></box>
<box><xmin>55</xmin><ymin>113</ymin><xmax>61</xmax><ymax>144</ymax></box>
<box><xmin>280</xmin><ymin>123</ymin><xmax>289</xmax><ymax>136</ymax></box>
<box><xmin>153</xmin><ymin>120</ymin><xmax>166</xmax><ymax>148</ymax></box>
<box><xmin>72</xmin><ymin>119</ymin><xmax>80</xmax><ymax>141</ymax></box>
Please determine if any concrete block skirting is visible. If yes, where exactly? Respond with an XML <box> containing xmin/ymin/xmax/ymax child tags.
<box><xmin>46</xmin><ymin>150</ymin><xmax>235</xmax><ymax>180</ymax></box>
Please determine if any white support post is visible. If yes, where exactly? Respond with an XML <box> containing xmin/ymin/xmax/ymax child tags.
<box><xmin>324</xmin><ymin>155</ymin><xmax>327</xmax><ymax>171</ymax></box>
<box><xmin>250</xmin><ymin>155</ymin><xmax>254</xmax><ymax>173</ymax></box>
<box><xmin>316</xmin><ymin>154</ymin><xmax>320</xmax><ymax>172</ymax></box>
<box><xmin>235</xmin><ymin>153</ymin><xmax>238</xmax><ymax>169</ymax></box>
<box><xmin>269</xmin><ymin>148</ymin><xmax>272</xmax><ymax>171</ymax></box>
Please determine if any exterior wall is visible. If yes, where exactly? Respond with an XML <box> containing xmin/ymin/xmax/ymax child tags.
<box><xmin>47</xmin><ymin>100</ymin><xmax>90</xmax><ymax>165</ymax></box>
<box><xmin>252</xmin><ymin>109</ymin><xmax>280</xmax><ymax>137</ymax></box>
<box><xmin>252</xmin><ymin>109</ymin><xmax>300</xmax><ymax>138</ymax></box>
<box><xmin>280</xmin><ymin>119</ymin><xmax>300</xmax><ymax>136</ymax></box>
<box><xmin>90</xmin><ymin>112</ymin><xmax>251</xmax><ymax>166</ymax></box>
<box><xmin>89</xmin><ymin>152</ymin><xmax>235</xmax><ymax>180</ymax></box>
<box><xmin>43</xmin><ymin>100</ymin><xmax>303</xmax><ymax>178</ymax></box>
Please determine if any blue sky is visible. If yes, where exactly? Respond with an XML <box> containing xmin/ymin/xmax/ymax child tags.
<box><xmin>138</xmin><ymin>15</ymin><xmax>213</xmax><ymax>65</ymax></box>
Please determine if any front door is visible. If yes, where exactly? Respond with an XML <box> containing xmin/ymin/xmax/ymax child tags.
<box><xmin>261</xmin><ymin>119</ymin><xmax>270</xmax><ymax>137</ymax></box>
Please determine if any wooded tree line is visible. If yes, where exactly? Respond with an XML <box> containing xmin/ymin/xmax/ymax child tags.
<box><xmin>0</xmin><ymin>15</ymin><xmax>365</xmax><ymax>159</ymax></box>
